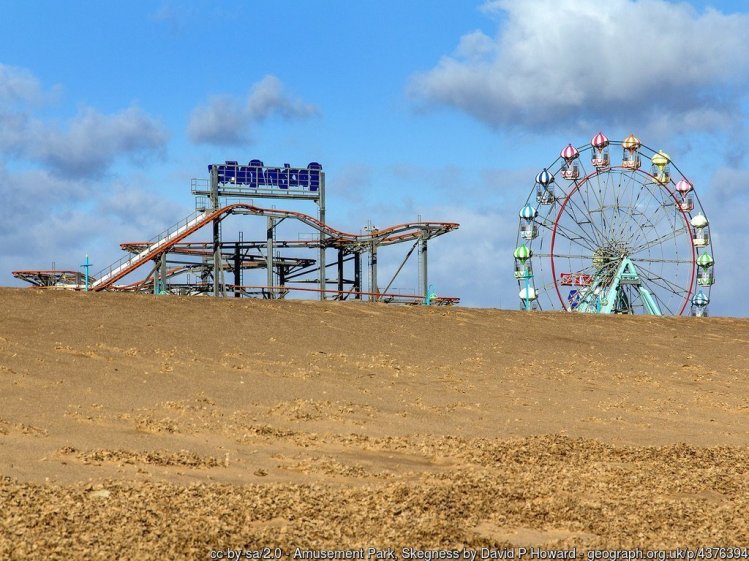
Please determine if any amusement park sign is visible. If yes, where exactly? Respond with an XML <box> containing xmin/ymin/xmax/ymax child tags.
<box><xmin>559</xmin><ymin>273</ymin><xmax>593</xmax><ymax>286</ymax></box>
<box><xmin>208</xmin><ymin>160</ymin><xmax>323</xmax><ymax>191</ymax></box>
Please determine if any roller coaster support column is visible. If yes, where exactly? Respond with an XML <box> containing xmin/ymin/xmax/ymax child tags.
<box><xmin>233</xmin><ymin>243</ymin><xmax>241</xmax><ymax>298</ymax></box>
<box><xmin>156</xmin><ymin>254</ymin><xmax>167</xmax><ymax>295</ymax></box>
<box><xmin>266</xmin><ymin>217</ymin><xmax>275</xmax><ymax>299</ymax></box>
<box><xmin>337</xmin><ymin>249</ymin><xmax>344</xmax><ymax>298</ymax></box>
<box><xmin>210</xmin><ymin>166</ymin><xmax>222</xmax><ymax>297</ymax></box>
<box><xmin>319</xmin><ymin>179</ymin><xmax>326</xmax><ymax>301</ymax></box>
<box><xmin>354</xmin><ymin>251</ymin><xmax>361</xmax><ymax>300</ymax></box>
<box><xmin>419</xmin><ymin>233</ymin><xmax>428</xmax><ymax>301</ymax></box>
<box><xmin>369</xmin><ymin>241</ymin><xmax>378</xmax><ymax>302</ymax></box>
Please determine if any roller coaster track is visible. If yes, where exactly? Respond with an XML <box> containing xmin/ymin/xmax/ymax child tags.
<box><xmin>90</xmin><ymin>203</ymin><xmax>458</xmax><ymax>291</ymax></box>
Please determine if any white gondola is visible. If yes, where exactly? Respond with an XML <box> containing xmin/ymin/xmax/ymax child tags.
<box><xmin>519</xmin><ymin>286</ymin><xmax>537</xmax><ymax>299</ymax></box>
<box><xmin>693</xmin><ymin>229</ymin><xmax>710</xmax><ymax>247</ymax></box>
<box><xmin>518</xmin><ymin>285</ymin><xmax>538</xmax><ymax>310</ymax></box>
<box><xmin>520</xmin><ymin>222</ymin><xmax>538</xmax><ymax>240</ymax></box>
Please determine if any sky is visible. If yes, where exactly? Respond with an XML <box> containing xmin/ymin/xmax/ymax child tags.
<box><xmin>1</xmin><ymin>0</ymin><xmax>748</xmax><ymax>315</ymax></box>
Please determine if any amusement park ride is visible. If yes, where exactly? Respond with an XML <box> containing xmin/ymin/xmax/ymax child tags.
<box><xmin>12</xmin><ymin>135</ymin><xmax>717</xmax><ymax>316</ymax></box>
<box><xmin>514</xmin><ymin>132</ymin><xmax>714</xmax><ymax>316</ymax></box>
<box><xmin>13</xmin><ymin>161</ymin><xmax>460</xmax><ymax>304</ymax></box>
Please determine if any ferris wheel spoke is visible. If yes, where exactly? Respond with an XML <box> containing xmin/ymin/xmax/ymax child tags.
<box><xmin>555</xmin><ymin>260</ymin><xmax>600</xmax><ymax>277</ymax></box>
<box><xmin>637</xmin><ymin>275</ymin><xmax>679</xmax><ymax>316</ymax></box>
<box><xmin>536</xmin><ymin>253</ymin><xmax>591</xmax><ymax>260</ymax></box>
<box><xmin>584</xmin><ymin>170</ymin><xmax>608</xmax><ymax>235</ymax></box>
<box><xmin>630</xmin><ymin>226</ymin><xmax>688</xmax><ymax>255</ymax></box>
<box><xmin>588</xmin><ymin>170</ymin><xmax>617</xmax><ymax>243</ymax></box>
<box><xmin>564</xmin><ymin>190</ymin><xmax>611</xmax><ymax>246</ymax></box>
<box><xmin>611</xmin><ymin>174</ymin><xmax>649</xmax><ymax>244</ymax></box>
<box><xmin>632</xmin><ymin>257</ymin><xmax>693</xmax><ymax>264</ymax></box>
<box><xmin>536</xmin><ymin>217</ymin><xmax>598</xmax><ymax>253</ymax></box>
<box><xmin>611</xmin><ymin>206</ymin><xmax>647</xmax><ymax>248</ymax></box>
<box><xmin>632</xmin><ymin>192</ymin><xmax>672</xmax><ymax>252</ymax></box>
<box><xmin>634</xmin><ymin>276</ymin><xmax>676</xmax><ymax>315</ymax></box>
<box><xmin>623</xmin><ymin>189</ymin><xmax>654</xmax><ymax>248</ymax></box>
<box><xmin>642</xmin><ymin>198</ymin><xmax>677</xmax><ymax>236</ymax></box>
<box><xmin>626</xmin><ymin>210</ymin><xmax>658</xmax><ymax>250</ymax></box>
<box><xmin>634</xmin><ymin>262</ymin><xmax>690</xmax><ymax>296</ymax></box>
<box><xmin>558</xmin><ymin>192</ymin><xmax>605</xmax><ymax>243</ymax></box>
<box><xmin>595</xmin><ymin>259</ymin><xmax>623</xmax><ymax>282</ymax></box>
<box><xmin>624</xmin><ymin>181</ymin><xmax>668</xmax><ymax>237</ymax></box>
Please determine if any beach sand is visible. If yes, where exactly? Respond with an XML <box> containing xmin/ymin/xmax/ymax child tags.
<box><xmin>0</xmin><ymin>288</ymin><xmax>747</xmax><ymax>559</ymax></box>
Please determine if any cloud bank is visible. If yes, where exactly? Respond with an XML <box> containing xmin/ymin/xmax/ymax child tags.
<box><xmin>0</xmin><ymin>64</ymin><xmax>181</xmax><ymax>278</ymax></box>
<box><xmin>409</xmin><ymin>0</ymin><xmax>749</xmax><ymax>132</ymax></box>
<box><xmin>1</xmin><ymin>64</ymin><xmax>168</xmax><ymax>178</ymax></box>
<box><xmin>187</xmin><ymin>75</ymin><xmax>319</xmax><ymax>145</ymax></box>
<box><xmin>0</xmin><ymin>106</ymin><xmax>168</xmax><ymax>177</ymax></box>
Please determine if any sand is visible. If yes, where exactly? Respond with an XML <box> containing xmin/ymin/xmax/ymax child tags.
<box><xmin>0</xmin><ymin>288</ymin><xmax>748</xmax><ymax>559</ymax></box>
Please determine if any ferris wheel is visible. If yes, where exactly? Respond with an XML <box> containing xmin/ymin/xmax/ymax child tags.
<box><xmin>513</xmin><ymin>132</ymin><xmax>714</xmax><ymax>316</ymax></box>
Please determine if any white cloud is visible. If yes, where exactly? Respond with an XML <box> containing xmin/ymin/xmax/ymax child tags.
<box><xmin>246</xmin><ymin>75</ymin><xmax>318</xmax><ymax>120</ymax></box>
<box><xmin>327</xmin><ymin>163</ymin><xmax>374</xmax><ymax>203</ymax></box>
<box><xmin>698</xmin><ymin>166</ymin><xmax>749</xmax><ymax>317</ymax></box>
<box><xmin>0</xmin><ymin>64</ymin><xmax>47</xmax><ymax>105</ymax></box>
<box><xmin>150</xmin><ymin>2</ymin><xmax>187</xmax><ymax>33</ymax></box>
<box><xmin>0</xmin><ymin>64</ymin><xmax>168</xmax><ymax>177</ymax></box>
<box><xmin>0</xmin><ymin>64</ymin><xmax>175</xmax><ymax>281</ymax></box>
<box><xmin>186</xmin><ymin>95</ymin><xmax>249</xmax><ymax>145</ymax></box>
<box><xmin>421</xmin><ymin>206</ymin><xmax>513</xmax><ymax>308</ymax></box>
<box><xmin>409</xmin><ymin>0</ymin><xmax>749</xmax><ymax>132</ymax></box>
<box><xmin>187</xmin><ymin>75</ymin><xmax>319</xmax><ymax>146</ymax></box>
<box><xmin>0</xmin><ymin>105</ymin><xmax>168</xmax><ymax>177</ymax></box>
<box><xmin>0</xmin><ymin>164</ymin><xmax>188</xmax><ymax>284</ymax></box>
<box><xmin>0</xmin><ymin>164</ymin><xmax>92</xmax><ymax>257</ymax></box>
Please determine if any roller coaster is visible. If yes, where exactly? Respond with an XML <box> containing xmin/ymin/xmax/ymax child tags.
<box><xmin>13</xmin><ymin>160</ymin><xmax>460</xmax><ymax>304</ymax></box>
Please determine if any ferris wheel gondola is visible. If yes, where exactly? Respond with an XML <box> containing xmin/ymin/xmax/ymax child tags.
<box><xmin>513</xmin><ymin>132</ymin><xmax>714</xmax><ymax>316</ymax></box>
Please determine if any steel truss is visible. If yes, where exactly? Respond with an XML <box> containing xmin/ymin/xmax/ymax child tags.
<box><xmin>14</xmin><ymin>162</ymin><xmax>460</xmax><ymax>305</ymax></box>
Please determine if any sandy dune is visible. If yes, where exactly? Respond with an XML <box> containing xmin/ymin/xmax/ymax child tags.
<box><xmin>0</xmin><ymin>288</ymin><xmax>747</xmax><ymax>559</ymax></box>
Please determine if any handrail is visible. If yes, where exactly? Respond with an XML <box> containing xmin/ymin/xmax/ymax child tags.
<box><xmin>91</xmin><ymin>210</ymin><xmax>206</xmax><ymax>289</ymax></box>
<box><xmin>89</xmin><ymin>203</ymin><xmax>459</xmax><ymax>291</ymax></box>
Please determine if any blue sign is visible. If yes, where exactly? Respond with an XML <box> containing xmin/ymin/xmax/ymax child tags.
<box><xmin>567</xmin><ymin>289</ymin><xmax>580</xmax><ymax>310</ymax></box>
<box><xmin>209</xmin><ymin>160</ymin><xmax>322</xmax><ymax>191</ymax></box>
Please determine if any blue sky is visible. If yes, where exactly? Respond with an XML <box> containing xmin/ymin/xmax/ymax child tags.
<box><xmin>1</xmin><ymin>0</ymin><xmax>748</xmax><ymax>315</ymax></box>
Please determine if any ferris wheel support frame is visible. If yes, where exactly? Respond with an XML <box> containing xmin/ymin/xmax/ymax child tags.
<box><xmin>573</xmin><ymin>256</ymin><xmax>661</xmax><ymax>314</ymax></box>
